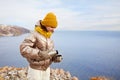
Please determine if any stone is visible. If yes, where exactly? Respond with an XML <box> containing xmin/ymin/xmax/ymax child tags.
<box><xmin>0</xmin><ymin>66</ymin><xmax>79</xmax><ymax>80</ymax></box>
<box><xmin>72</xmin><ymin>76</ymin><xmax>79</xmax><ymax>80</ymax></box>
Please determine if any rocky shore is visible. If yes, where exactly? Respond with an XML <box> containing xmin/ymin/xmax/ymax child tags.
<box><xmin>0</xmin><ymin>66</ymin><xmax>113</xmax><ymax>80</ymax></box>
<box><xmin>0</xmin><ymin>66</ymin><xmax>78</xmax><ymax>80</ymax></box>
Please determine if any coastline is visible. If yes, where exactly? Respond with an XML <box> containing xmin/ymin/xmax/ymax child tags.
<box><xmin>0</xmin><ymin>66</ymin><xmax>78</xmax><ymax>80</ymax></box>
<box><xmin>0</xmin><ymin>66</ymin><xmax>113</xmax><ymax>80</ymax></box>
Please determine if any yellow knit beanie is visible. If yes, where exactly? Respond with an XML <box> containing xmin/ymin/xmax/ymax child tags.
<box><xmin>41</xmin><ymin>12</ymin><xmax>58</xmax><ymax>28</ymax></box>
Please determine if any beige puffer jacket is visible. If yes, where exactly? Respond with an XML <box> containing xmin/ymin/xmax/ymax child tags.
<box><xmin>20</xmin><ymin>31</ymin><xmax>54</xmax><ymax>70</ymax></box>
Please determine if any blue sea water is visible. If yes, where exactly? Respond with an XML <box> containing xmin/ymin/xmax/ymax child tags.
<box><xmin>0</xmin><ymin>31</ymin><xmax>120</xmax><ymax>80</ymax></box>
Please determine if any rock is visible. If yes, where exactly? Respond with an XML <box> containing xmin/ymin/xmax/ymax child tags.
<box><xmin>0</xmin><ymin>66</ymin><xmax>114</xmax><ymax>80</ymax></box>
<box><xmin>59</xmin><ymin>69</ymin><xmax>64</xmax><ymax>75</ymax></box>
<box><xmin>90</xmin><ymin>76</ymin><xmax>112</xmax><ymax>80</ymax></box>
<box><xmin>0</xmin><ymin>66</ymin><xmax>79</xmax><ymax>80</ymax></box>
<box><xmin>72</xmin><ymin>76</ymin><xmax>79</xmax><ymax>80</ymax></box>
<box><xmin>65</xmin><ymin>71</ymin><xmax>71</xmax><ymax>79</ymax></box>
<box><xmin>0</xmin><ymin>66</ymin><xmax>28</xmax><ymax>80</ymax></box>
<box><xmin>0</xmin><ymin>76</ymin><xmax>4</xmax><ymax>80</ymax></box>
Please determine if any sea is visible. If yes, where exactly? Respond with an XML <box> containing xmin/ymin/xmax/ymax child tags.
<box><xmin>0</xmin><ymin>31</ymin><xmax>120</xmax><ymax>80</ymax></box>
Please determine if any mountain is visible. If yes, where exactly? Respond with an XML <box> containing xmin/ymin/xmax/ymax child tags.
<box><xmin>0</xmin><ymin>24</ymin><xmax>30</xmax><ymax>36</ymax></box>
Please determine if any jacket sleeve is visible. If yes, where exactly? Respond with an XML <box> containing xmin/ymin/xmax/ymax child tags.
<box><xmin>20</xmin><ymin>33</ymin><xmax>39</xmax><ymax>58</ymax></box>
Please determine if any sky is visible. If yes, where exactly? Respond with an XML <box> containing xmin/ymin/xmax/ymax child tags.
<box><xmin>0</xmin><ymin>0</ymin><xmax>120</xmax><ymax>31</ymax></box>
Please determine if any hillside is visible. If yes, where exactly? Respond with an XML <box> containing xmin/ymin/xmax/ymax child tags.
<box><xmin>0</xmin><ymin>24</ymin><xmax>30</xmax><ymax>36</ymax></box>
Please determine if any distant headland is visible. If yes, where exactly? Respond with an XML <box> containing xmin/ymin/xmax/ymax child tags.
<box><xmin>0</xmin><ymin>24</ymin><xmax>30</xmax><ymax>37</ymax></box>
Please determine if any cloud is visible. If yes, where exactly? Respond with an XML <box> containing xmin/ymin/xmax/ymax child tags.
<box><xmin>0</xmin><ymin>0</ymin><xmax>120</xmax><ymax>31</ymax></box>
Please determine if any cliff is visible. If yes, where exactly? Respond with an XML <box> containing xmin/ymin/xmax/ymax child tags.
<box><xmin>0</xmin><ymin>24</ymin><xmax>30</xmax><ymax>36</ymax></box>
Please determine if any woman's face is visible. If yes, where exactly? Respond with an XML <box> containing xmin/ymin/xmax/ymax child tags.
<box><xmin>46</xmin><ymin>27</ymin><xmax>55</xmax><ymax>33</ymax></box>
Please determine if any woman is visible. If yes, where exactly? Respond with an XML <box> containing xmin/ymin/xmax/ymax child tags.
<box><xmin>20</xmin><ymin>12</ymin><xmax>62</xmax><ymax>80</ymax></box>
